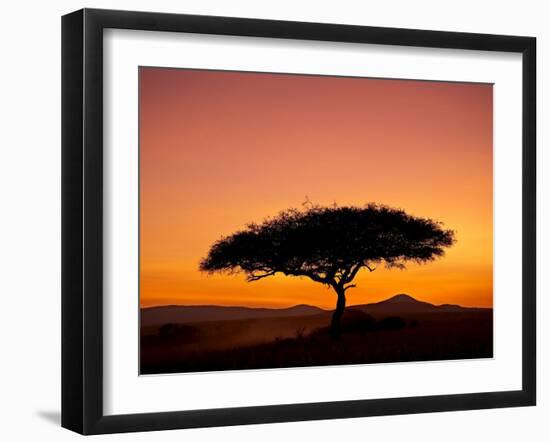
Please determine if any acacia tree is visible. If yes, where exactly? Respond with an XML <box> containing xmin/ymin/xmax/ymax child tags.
<box><xmin>200</xmin><ymin>204</ymin><xmax>455</xmax><ymax>337</ymax></box>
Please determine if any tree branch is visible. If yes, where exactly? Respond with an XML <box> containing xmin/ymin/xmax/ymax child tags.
<box><xmin>338</xmin><ymin>262</ymin><xmax>377</xmax><ymax>286</ymax></box>
<box><xmin>343</xmin><ymin>262</ymin><xmax>364</xmax><ymax>284</ymax></box>
<box><xmin>247</xmin><ymin>270</ymin><xmax>276</xmax><ymax>282</ymax></box>
<box><xmin>305</xmin><ymin>272</ymin><xmax>332</xmax><ymax>286</ymax></box>
<box><xmin>283</xmin><ymin>269</ymin><xmax>334</xmax><ymax>287</ymax></box>
<box><xmin>343</xmin><ymin>284</ymin><xmax>357</xmax><ymax>291</ymax></box>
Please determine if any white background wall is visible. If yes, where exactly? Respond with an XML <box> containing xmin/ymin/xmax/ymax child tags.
<box><xmin>0</xmin><ymin>0</ymin><xmax>546</xmax><ymax>441</ymax></box>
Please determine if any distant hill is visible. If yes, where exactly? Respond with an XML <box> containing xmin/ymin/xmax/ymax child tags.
<box><xmin>141</xmin><ymin>303</ymin><xmax>327</xmax><ymax>327</ymax></box>
<box><xmin>350</xmin><ymin>293</ymin><xmax>488</xmax><ymax>314</ymax></box>
<box><xmin>141</xmin><ymin>294</ymin><xmax>489</xmax><ymax>328</ymax></box>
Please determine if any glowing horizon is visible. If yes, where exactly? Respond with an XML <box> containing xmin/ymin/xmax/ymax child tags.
<box><xmin>140</xmin><ymin>68</ymin><xmax>493</xmax><ymax>309</ymax></box>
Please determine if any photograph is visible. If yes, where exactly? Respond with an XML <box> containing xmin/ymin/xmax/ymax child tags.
<box><xmin>139</xmin><ymin>67</ymin><xmax>494</xmax><ymax>375</ymax></box>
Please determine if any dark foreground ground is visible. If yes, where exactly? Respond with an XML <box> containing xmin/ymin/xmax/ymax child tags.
<box><xmin>140</xmin><ymin>306</ymin><xmax>493</xmax><ymax>374</ymax></box>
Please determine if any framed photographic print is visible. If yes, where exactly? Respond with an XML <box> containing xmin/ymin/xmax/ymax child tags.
<box><xmin>61</xmin><ymin>8</ymin><xmax>536</xmax><ymax>435</ymax></box>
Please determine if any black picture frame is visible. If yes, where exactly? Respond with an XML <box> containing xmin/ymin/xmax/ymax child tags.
<box><xmin>62</xmin><ymin>8</ymin><xmax>536</xmax><ymax>435</ymax></box>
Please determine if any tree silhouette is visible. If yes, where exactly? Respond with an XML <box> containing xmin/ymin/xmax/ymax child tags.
<box><xmin>200</xmin><ymin>204</ymin><xmax>456</xmax><ymax>337</ymax></box>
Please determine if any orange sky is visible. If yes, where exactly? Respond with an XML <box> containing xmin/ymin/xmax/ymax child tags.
<box><xmin>139</xmin><ymin>67</ymin><xmax>493</xmax><ymax>309</ymax></box>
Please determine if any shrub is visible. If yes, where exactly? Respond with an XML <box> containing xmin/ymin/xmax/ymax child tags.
<box><xmin>341</xmin><ymin>309</ymin><xmax>377</xmax><ymax>333</ymax></box>
<box><xmin>158</xmin><ymin>323</ymin><xmax>200</xmax><ymax>343</ymax></box>
<box><xmin>378</xmin><ymin>316</ymin><xmax>407</xmax><ymax>331</ymax></box>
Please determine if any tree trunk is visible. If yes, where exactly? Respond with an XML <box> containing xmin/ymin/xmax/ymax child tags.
<box><xmin>330</xmin><ymin>287</ymin><xmax>346</xmax><ymax>339</ymax></box>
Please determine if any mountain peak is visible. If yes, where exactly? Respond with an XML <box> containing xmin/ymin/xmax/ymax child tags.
<box><xmin>385</xmin><ymin>294</ymin><xmax>418</xmax><ymax>303</ymax></box>
<box><xmin>349</xmin><ymin>294</ymin><xmax>437</xmax><ymax>314</ymax></box>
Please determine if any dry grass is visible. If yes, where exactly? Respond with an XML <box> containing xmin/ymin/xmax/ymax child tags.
<box><xmin>140</xmin><ymin>309</ymin><xmax>493</xmax><ymax>374</ymax></box>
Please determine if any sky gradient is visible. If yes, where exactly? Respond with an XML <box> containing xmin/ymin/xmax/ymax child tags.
<box><xmin>139</xmin><ymin>67</ymin><xmax>493</xmax><ymax>309</ymax></box>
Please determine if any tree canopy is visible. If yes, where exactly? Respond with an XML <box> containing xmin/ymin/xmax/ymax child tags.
<box><xmin>200</xmin><ymin>203</ymin><xmax>456</xmax><ymax>291</ymax></box>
